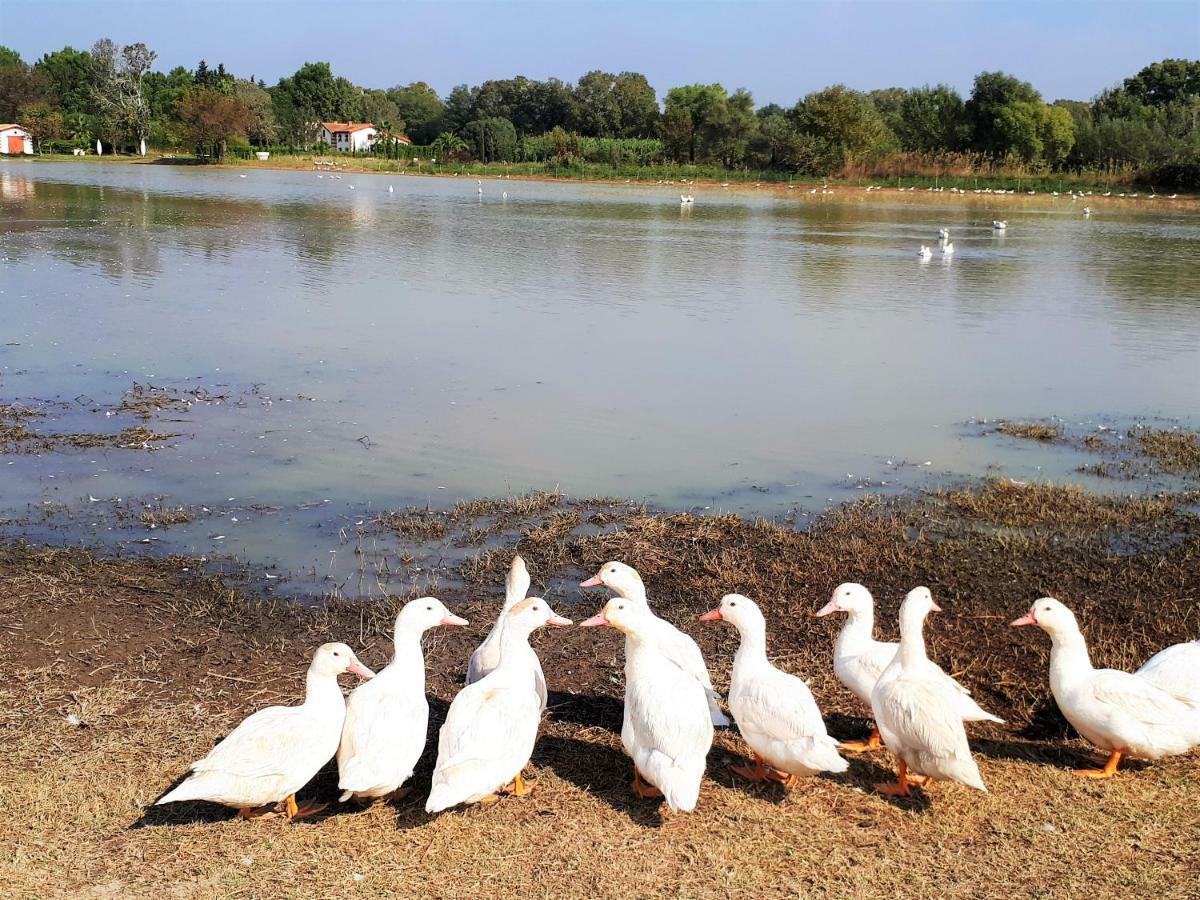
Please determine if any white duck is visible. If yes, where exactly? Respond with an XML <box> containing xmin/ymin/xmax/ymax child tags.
<box><xmin>1012</xmin><ymin>598</ymin><xmax>1200</xmax><ymax>777</ymax></box>
<box><xmin>918</xmin><ymin>245</ymin><xmax>933</xmax><ymax>260</ymax></box>
<box><xmin>871</xmin><ymin>588</ymin><xmax>988</xmax><ymax>796</ymax></box>
<box><xmin>425</xmin><ymin>598</ymin><xmax>571</xmax><ymax>812</ymax></box>
<box><xmin>581</xmin><ymin>597</ymin><xmax>713</xmax><ymax>811</ymax></box>
<box><xmin>941</xmin><ymin>241</ymin><xmax>955</xmax><ymax>256</ymax></box>
<box><xmin>581</xmin><ymin>561</ymin><xmax>729</xmax><ymax>727</ymax></box>
<box><xmin>337</xmin><ymin>598</ymin><xmax>468</xmax><ymax>803</ymax></box>
<box><xmin>815</xmin><ymin>583</ymin><xmax>1002</xmax><ymax>751</ymax></box>
<box><xmin>1136</xmin><ymin>639</ymin><xmax>1200</xmax><ymax>705</ymax></box>
<box><xmin>992</xmin><ymin>220</ymin><xmax>1008</xmax><ymax>230</ymax></box>
<box><xmin>700</xmin><ymin>594</ymin><xmax>847</xmax><ymax>786</ymax></box>
<box><xmin>937</xmin><ymin>228</ymin><xmax>950</xmax><ymax>241</ymax></box>
<box><xmin>157</xmin><ymin>643</ymin><xmax>375</xmax><ymax>818</ymax></box>
<box><xmin>466</xmin><ymin>555</ymin><xmax>532</xmax><ymax>686</ymax></box>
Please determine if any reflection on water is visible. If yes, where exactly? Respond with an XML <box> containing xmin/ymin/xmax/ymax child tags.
<box><xmin>1</xmin><ymin>160</ymin><xmax>1197</xmax><ymax>595</ymax></box>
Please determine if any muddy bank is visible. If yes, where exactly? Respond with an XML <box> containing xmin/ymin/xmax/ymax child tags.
<box><xmin>2</xmin><ymin>471</ymin><xmax>1198</xmax><ymax>897</ymax></box>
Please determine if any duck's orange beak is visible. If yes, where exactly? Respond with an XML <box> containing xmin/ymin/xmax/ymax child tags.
<box><xmin>1010</xmin><ymin>611</ymin><xmax>1037</xmax><ymax>627</ymax></box>
<box><xmin>440</xmin><ymin>614</ymin><xmax>469</xmax><ymax>627</ymax></box>
<box><xmin>580</xmin><ymin>575</ymin><xmax>603</xmax><ymax>588</ymax></box>
<box><xmin>348</xmin><ymin>659</ymin><xmax>376</xmax><ymax>679</ymax></box>
<box><xmin>813</xmin><ymin>599</ymin><xmax>839</xmax><ymax>617</ymax></box>
<box><xmin>547</xmin><ymin>614</ymin><xmax>573</xmax><ymax>627</ymax></box>
<box><xmin>698</xmin><ymin>608</ymin><xmax>723</xmax><ymax>622</ymax></box>
<box><xmin>579</xmin><ymin>610</ymin><xmax>609</xmax><ymax>627</ymax></box>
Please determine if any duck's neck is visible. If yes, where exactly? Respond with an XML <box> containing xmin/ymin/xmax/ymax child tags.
<box><xmin>1047</xmin><ymin>626</ymin><xmax>1093</xmax><ymax>692</ymax></box>
<box><xmin>388</xmin><ymin>627</ymin><xmax>428</xmax><ymax>683</ymax></box>
<box><xmin>303</xmin><ymin>669</ymin><xmax>345</xmax><ymax>711</ymax></box>
<box><xmin>835</xmin><ymin>608</ymin><xmax>876</xmax><ymax>656</ymax></box>
<box><xmin>732</xmin><ymin>621</ymin><xmax>769</xmax><ymax>677</ymax></box>
<box><xmin>495</xmin><ymin>622</ymin><xmax>534</xmax><ymax>669</ymax></box>
<box><xmin>897</xmin><ymin>610</ymin><xmax>929</xmax><ymax>669</ymax></box>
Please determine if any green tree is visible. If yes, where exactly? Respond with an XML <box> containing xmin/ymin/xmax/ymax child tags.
<box><xmin>612</xmin><ymin>72</ymin><xmax>658</xmax><ymax>137</ymax></box>
<box><xmin>1039</xmin><ymin>104</ymin><xmax>1075</xmax><ymax>166</ymax></box>
<box><xmin>573</xmin><ymin>70</ymin><xmax>622</xmax><ymax>137</ymax></box>
<box><xmin>442</xmin><ymin>84</ymin><xmax>477</xmax><ymax>133</ymax></box>
<box><xmin>1119</xmin><ymin>59</ymin><xmax>1200</xmax><ymax>108</ymax></box>
<box><xmin>661</xmin><ymin>83</ymin><xmax>754</xmax><ymax>164</ymax></box>
<box><xmin>430</xmin><ymin>131</ymin><xmax>468</xmax><ymax>161</ymax></box>
<box><xmin>387</xmin><ymin>82</ymin><xmax>443</xmax><ymax>143</ymax></box>
<box><xmin>868</xmin><ymin>87</ymin><xmax>908</xmax><ymax>136</ymax></box>
<box><xmin>965</xmin><ymin>71</ymin><xmax>1042</xmax><ymax>155</ymax></box>
<box><xmin>34</xmin><ymin>47</ymin><xmax>94</xmax><ymax>115</ymax></box>
<box><xmin>272</xmin><ymin>62</ymin><xmax>359</xmax><ymax>145</ymax></box>
<box><xmin>793</xmin><ymin>84</ymin><xmax>896</xmax><ymax>164</ymax></box>
<box><xmin>234</xmin><ymin>79</ymin><xmax>276</xmax><ymax>146</ymax></box>
<box><xmin>462</xmin><ymin>116</ymin><xmax>517</xmax><ymax>162</ymax></box>
<box><xmin>357</xmin><ymin>88</ymin><xmax>400</xmax><ymax>130</ymax></box>
<box><xmin>0</xmin><ymin>49</ymin><xmax>52</xmax><ymax>121</ymax></box>
<box><xmin>895</xmin><ymin>84</ymin><xmax>968</xmax><ymax>152</ymax></box>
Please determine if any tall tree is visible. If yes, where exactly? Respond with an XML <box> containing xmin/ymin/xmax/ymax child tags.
<box><xmin>573</xmin><ymin>70</ymin><xmax>622</xmax><ymax>137</ymax></box>
<box><xmin>0</xmin><ymin>48</ymin><xmax>52</xmax><ymax>121</ymax></box>
<box><xmin>611</xmin><ymin>72</ymin><xmax>658</xmax><ymax>137</ymax></box>
<box><xmin>895</xmin><ymin>84</ymin><xmax>968</xmax><ymax>152</ymax></box>
<box><xmin>793</xmin><ymin>84</ymin><xmax>896</xmax><ymax>163</ymax></box>
<box><xmin>177</xmin><ymin>87</ymin><xmax>253</xmax><ymax>157</ymax></box>
<box><xmin>234</xmin><ymin>79</ymin><xmax>276</xmax><ymax>145</ymax></box>
<box><xmin>34</xmin><ymin>47</ymin><xmax>94</xmax><ymax>115</ymax></box>
<box><xmin>965</xmin><ymin>71</ymin><xmax>1042</xmax><ymax>155</ymax></box>
<box><xmin>386</xmin><ymin>82</ymin><xmax>443</xmax><ymax>143</ymax></box>
<box><xmin>90</xmin><ymin>39</ymin><xmax>156</xmax><ymax>149</ymax></box>
<box><xmin>442</xmin><ymin>84</ymin><xmax>477</xmax><ymax>133</ymax></box>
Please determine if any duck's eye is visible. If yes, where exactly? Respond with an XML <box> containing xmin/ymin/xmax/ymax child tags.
<box><xmin>617</xmin><ymin>604</ymin><xmax>624</xmax><ymax>610</ymax></box>
<box><xmin>426</xmin><ymin>605</ymin><xmax>433</xmax><ymax>611</ymax></box>
<box><xmin>730</xmin><ymin>601</ymin><xmax>737</xmax><ymax>607</ymax></box>
<box><xmin>333</xmin><ymin>651</ymin><xmax>340</xmax><ymax>656</ymax></box>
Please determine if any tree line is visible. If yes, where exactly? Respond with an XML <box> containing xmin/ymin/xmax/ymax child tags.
<box><xmin>1</xmin><ymin>41</ymin><xmax>1196</xmax><ymax>184</ymax></box>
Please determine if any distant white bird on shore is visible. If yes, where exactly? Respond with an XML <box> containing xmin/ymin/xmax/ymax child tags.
<box><xmin>992</xmin><ymin>220</ymin><xmax>1007</xmax><ymax>230</ymax></box>
<box><xmin>941</xmin><ymin>241</ymin><xmax>954</xmax><ymax>256</ymax></box>
<box><xmin>937</xmin><ymin>228</ymin><xmax>950</xmax><ymax>241</ymax></box>
<box><xmin>680</xmin><ymin>194</ymin><xmax>694</xmax><ymax>204</ymax></box>
<box><xmin>919</xmin><ymin>245</ymin><xmax>933</xmax><ymax>260</ymax></box>
<box><xmin>388</xmin><ymin>185</ymin><xmax>393</xmax><ymax>193</ymax></box>
<box><xmin>239</xmin><ymin>174</ymin><xmax>247</xmax><ymax>179</ymax></box>
<box><xmin>1083</xmin><ymin>206</ymin><xmax>1092</xmax><ymax>215</ymax></box>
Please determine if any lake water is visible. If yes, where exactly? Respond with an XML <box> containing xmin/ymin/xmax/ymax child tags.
<box><xmin>2</xmin><ymin>160</ymin><xmax>1198</xmax><ymax>596</ymax></box>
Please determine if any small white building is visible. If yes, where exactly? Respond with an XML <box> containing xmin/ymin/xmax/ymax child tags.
<box><xmin>0</xmin><ymin>125</ymin><xmax>33</xmax><ymax>155</ymax></box>
<box><xmin>319</xmin><ymin>122</ymin><xmax>413</xmax><ymax>152</ymax></box>
<box><xmin>320</xmin><ymin>122</ymin><xmax>376</xmax><ymax>152</ymax></box>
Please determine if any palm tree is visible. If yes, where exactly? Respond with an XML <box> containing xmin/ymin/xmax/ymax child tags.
<box><xmin>430</xmin><ymin>131</ymin><xmax>468</xmax><ymax>164</ymax></box>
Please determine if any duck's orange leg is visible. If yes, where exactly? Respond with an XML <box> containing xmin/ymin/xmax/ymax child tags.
<box><xmin>876</xmin><ymin>760</ymin><xmax>914</xmax><ymax>797</ymax></box>
<box><xmin>839</xmin><ymin>728</ymin><xmax>882</xmax><ymax>753</ymax></box>
<box><xmin>631</xmin><ymin>768</ymin><xmax>663</xmax><ymax>799</ymax></box>
<box><xmin>1074</xmin><ymin>750</ymin><xmax>1122</xmax><ymax>779</ymax></box>
<box><xmin>237</xmin><ymin>804</ymin><xmax>277</xmax><ymax>820</ymax></box>
<box><xmin>730</xmin><ymin>753</ymin><xmax>769</xmax><ymax>782</ymax></box>
<box><xmin>283</xmin><ymin>793</ymin><xmax>327</xmax><ymax>820</ymax></box>
<box><xmin>764</xmin><ymin>766</ymin><xmax>800</xmax><ymax>790</ymax></box>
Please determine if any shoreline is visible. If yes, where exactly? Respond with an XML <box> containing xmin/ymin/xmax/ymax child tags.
<box><xmin>11</xmin><ymin>153</ymin><xmax>1199</xmax><ymax>209</ymax></box>
<box><xmin>2</xmin><ymin>468</ymin><xmax>1199</xmax><ymax>896</ymax></box>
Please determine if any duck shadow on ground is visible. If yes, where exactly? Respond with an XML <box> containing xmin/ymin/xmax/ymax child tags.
<box><xmin>546</xmin><ymin>690</ymin><xmax>623</xmax><ymax>732</ymax></box>
<box><xmin>535</xmin><ymin>734</ymin><xmax>665</xmax><ymax>827</ymax></box>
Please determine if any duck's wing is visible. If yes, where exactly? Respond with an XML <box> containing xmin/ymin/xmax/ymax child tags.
<box><xmin>192</xmin><ymin>705</ymin><xmax>307</xmax><ymax>779</ymax></box>
<box><xmin>433</xmin><ymin>677</ymin><xmax>540</xmax><ymax>774</ymax></box>
<box><xmin>655</xmin><ymin>619</ymin><xmax>717</xmax><ymax>692</ymax></box>
<box><xmin>734</xmin><ymin>668</ymin><xmax>827</xmax><ymax>740</ymax></box>
<box><xmin>875</xmin><ymin>674</ymin><xmax>973</xmax><ymax>760</ymax></box>
<box><xmin>1089</xmin><ymin>669</ymin><xmax>1195</xmax><ymax>722</ymax></box>
<box><xmin>1136</xmin><ymin>642</ymin><xmax>1200</xmax><ymax>704</ymax></box>
<box><xmin>857</xmin><ymin>640</ymin><xmax>898</xmax><ymax>683</ymax></box>
<box><xmin>466</xmin><ymin>620</ymin><xmax>503</xmax><ymax>685</ymax></box>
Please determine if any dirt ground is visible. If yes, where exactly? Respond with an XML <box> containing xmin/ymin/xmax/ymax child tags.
<box><xmin>2</xmin><ymin>467</ymin><xmax>1199</xmax><ymax>899</ymax></box>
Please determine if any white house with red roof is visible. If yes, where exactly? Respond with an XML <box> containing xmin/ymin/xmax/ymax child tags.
<box><xmin>319</xmin><ymin>122</ymin><xmax>413</xmax><ymax>152</ymax></box>
<box><xmin>0</xmin><ymin>124</ymin><xmax>33</xmax><ymax>155</ymax></box>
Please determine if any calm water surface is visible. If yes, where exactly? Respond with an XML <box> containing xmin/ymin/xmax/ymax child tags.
<box><xmin>2</xmin><ymin>161</ymin><xmax>1197</xmax><ymax>595</ymax></box>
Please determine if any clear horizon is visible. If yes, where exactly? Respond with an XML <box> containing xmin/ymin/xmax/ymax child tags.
<box><xmin>2</xmin><ymin>0</ymin><xmax>1197</xmax><ymax>106</ymax></box>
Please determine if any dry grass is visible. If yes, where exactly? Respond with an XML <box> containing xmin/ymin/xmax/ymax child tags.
<box><xmin>139</xmin><ymin>504</ymin><xmax>195</xmax><ymax>527</ymax></box>
<box><xmin>1135</xmin><ymin>429</ymin><xmax>1200</xmax><ymax>476</ymax></box>
<box><xmin>996</xmin><ymin>420</ymin><xmax>1062</xmax><ymax>442</ymax></box>
<box><xmin>3</xmin><ymin>475</ymin><xmax>1199</xmax><ymax>898</ymax></box>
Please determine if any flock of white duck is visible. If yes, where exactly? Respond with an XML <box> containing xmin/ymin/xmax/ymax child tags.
<box><xmin>157</xmin><ymin>557</ymin><xmax>1200</xmax><ymax>819</ymax></box>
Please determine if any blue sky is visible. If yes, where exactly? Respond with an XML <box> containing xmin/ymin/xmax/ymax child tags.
<box><xmin>2</xmin><ymin>0</ymin><xmax>1197</xmax><ymax>105</ymax></box>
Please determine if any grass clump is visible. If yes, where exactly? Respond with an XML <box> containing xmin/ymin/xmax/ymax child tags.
<box><xmin>939</xmin><ymin>478</ymin><xmax>1179</xmax><ymax>531</ymax></box>
<box><xmin>139</xmin><ymin>504</ymin><xmax>194</xmax><ymax>527</ymax></box>
<box><xmin>996</xmin><ymin>420</ymin><xmax>1061</xmax><ymax>442</ymax></box>
<box><xmin>374</xmin><ymin>509</ymin><xmax>449</xmax><ymax>541</ymax></box>
<box><xmin>1134</xmin><ymin>429</ymin><xmax>1200</xmax><ymax>476</ymax></box>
